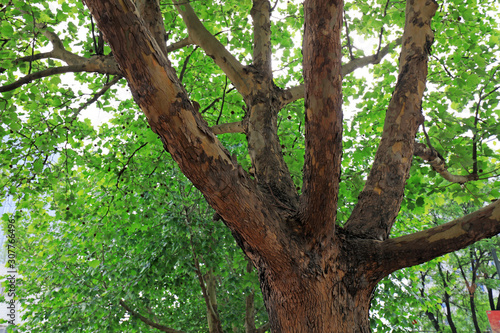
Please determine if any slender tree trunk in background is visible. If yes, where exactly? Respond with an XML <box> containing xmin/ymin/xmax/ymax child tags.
<box><xmin>205</xmin><ymin>269</ymin><xmax>224</xmax><ymax>333</ymax></box>
<box><xmin>469</xmin><ymin>291</ymin><xmax>481</xmax><ymax>333</ymax></box>
<box><xmin>438</xmin><ymin>264</ymin><xmax>458</xmax><ymax>333</ymax></box>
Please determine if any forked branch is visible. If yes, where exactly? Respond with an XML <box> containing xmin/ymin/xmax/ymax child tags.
<box><xmin>85</xmin><ymin>0</ymin><xmax>292</xmax><ymax>270</ymax></box>
<box><xmin>413</xmin><ymin>142</ymin><xmax>479</xmax><ymax>184</ymax></box>
<box><xmin>279</xmin><ymin>37</ymin><xmax>403</xmax><ymax>107</ymax></box>
<box><xmin>300</xmin><ymin>0</ymin><xmax>344</xmax><ymax>238</ymax></box>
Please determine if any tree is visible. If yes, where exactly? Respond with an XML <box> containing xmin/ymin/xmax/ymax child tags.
<box><xmin>1</xmin><ymin>0</ymin><xmax>499</xmax><ymax>331</ymax></box>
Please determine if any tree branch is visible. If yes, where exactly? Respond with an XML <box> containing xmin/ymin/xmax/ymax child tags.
<box><xmin>86</xmin><ymin>0</ymin><xmax>293</xmax><ymax>270</ymax></box>
<box><xmin>345</xmin><ymin>0</ymin><xmax>438</xmax><ymax>240</ymax></box>
<box><xmin>34</xmin><ymin>23</ymin><xmax>88</xmax><ymax>65</ymax></box>
<box><xmin>0</xmin><ymin>20</ymin><xmax>121</xmax><ymax>93</ymax></box>
<box><xmin>184</xmin><ymin>209</ymin><xmax>221</xmax><ymax>330</ymax></box>
<box><xmin>167</xmin><ymin>37</ymin><xmax>193</xmax><ymax>53</ymax></box>
<box><xmin>251</xmin><ymin>0</ymin><xmax>272</xmax><ymax>74</ymax></box>
<box><xmin>279</xmin><ymin>37</ymin><xmax>403</xmax><ymax>107</ymax></box>
<box><xmin>413</xmin><ymin>142</ymin><xmax>478</xmax><ymax>184</ymax></box>
<box><xmin>172</xmin><ymin>0</ymin><xmax>251</xmax><ymax>96</ymax></box>
<box><xmin>119</xmin><ymin>300</ymin><xmax>185</xmax><ymax>333</ymax></box>
<box><xmin>0</xmin><ymin>59</ymin><xmax>121</xmax><ymax>93</ymax></box>
<box><xmin>71</xmin><ymin>75</ymin><xmax>123</xmax><ymax>119</ymax></box>
<box><xmin>134</xmin><ymin>0</ymin><xmax>169</xmax><ymax>57</ymax></box>
<box><xmin>375</xmin><ymin>200</ymin><xmax>500</xmax><ymax>276</ymax></box>
<box><xmin>211</xmin><ymin>121</ymin><xmax>246</xmax><ymax>135</ymax></box>
<box><xmin>300</xmin><ymin>0</ymin><xmax>343</xmax><ymax>238</ymax></box>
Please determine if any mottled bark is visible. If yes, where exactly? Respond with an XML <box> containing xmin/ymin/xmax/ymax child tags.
<box><xmin>345</xmin><ymin>0</ymin><xmax>439</xmax><ymax>240</ymax></box>
<box><xmin>301</xmin><ymin>0</ymin><xmax>343</xmax><ymax>239</ymax></box>
<box><xmin>245</xmin><ymin>1</ymin><xmax>298</xmax><ymax>207</ymax></box>
<box><xmin>133</xmin><ymin>0</ymin><xmax>169</xmax><ymax>57</ymax></box>
<box><xmin>375</xmin><ymin>200</ymin><xmax>500</xmax><ymax>276</ymax></box>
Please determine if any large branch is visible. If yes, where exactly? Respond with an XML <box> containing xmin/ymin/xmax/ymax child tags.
<box><xmin>119</xmin><ymin>300</ymin><xmax>185</xmax><ymax>333</ymax></box>
<box><xmin>251</xmin><ymin>0</ymin><xmax>272</xmax><ymax>74</ymax></box>
<box><xmin>1</xmin><ymin>18</ymin><xmax>190</xmax><ymax>93</ymax></box>
<box><xmin>85</xmin><ymin>0</ymin><xmax>292</xmax><ymax>270</ymax></box>
<box><xmin>37</xmin><ymin>25</ymin><xmax>88</xmax><ymax>65</ymax></box>
<box><xmin>279</xmin><ymin>38</ymin><xmax>403</xmax><ymax>107</ymax></box>
<box><xmin>345</xmin><ymin>0</ymin><xmax>439</xmax><ymax>240</ymax></box>
<box><xmin>376</xmin><ymin>200</ymin><xmax>500</xmax><ymax>276</ymax></box>
<box><xmin>300</xmin><ymin>0</ymin><xmax>343</xmax><ymax>238</ymax></box>
<box><xmin>134</xmin><ymin>0</ymin><xmax>169</xmax><ymax>57</ymax></box>
<box><xmin>244</xmin><ymin>1</ymin><xmax>299</xmax><ymax>208</ymax></box>
<box><xmin>0</xmin><ymin>22</ymin><xmax>120</xmax><ymax>92</ymax></box>
<box><xmin>172</xmin><ymin>1</ymin><xmax>251</xmax><ymax>96</ymax></box>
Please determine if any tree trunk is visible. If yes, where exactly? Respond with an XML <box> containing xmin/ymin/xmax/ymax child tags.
<box><xmin>260</xmin><ymin>270</ymin><xmax>374</xmax><ymax>332</ymax></box>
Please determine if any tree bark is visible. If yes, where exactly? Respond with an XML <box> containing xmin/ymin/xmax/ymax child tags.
<box><xmin>300</xmin><ymin>0</ymin><xmax>343</xmax><ymax>239</ymax></box>
<box><xmin>345</xmin><ymin>0</ymin><xmax>439</xmax><ymax>240</ymax></box>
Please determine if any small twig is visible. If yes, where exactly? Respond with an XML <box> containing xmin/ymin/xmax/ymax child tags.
<box><xmin>376</xmin><ymin>0</ymin><xmax>391</xmax><ymax>56</ymax></box>
<box><xmin>343</xmin><ymin>10</ymin><xmax>354</xmax><ymax>60</ymax></box>
<box><xmin>71</xmin><ymin>75</ymin><xmax>122</xmax><ymax>120</ymax></box>
<box><xmin>116</xmin><ymin>142</ymin><xmax>149</xmax><ymax>186</ymax></box>
<box><xmin>215</xmin><ymin>76</ymin><xmax>228</xmax><ymax>125</ymax></box>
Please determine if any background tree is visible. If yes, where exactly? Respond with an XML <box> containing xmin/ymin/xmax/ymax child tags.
<box><xmin>1</xmin><ymin>0</ymin><xmax>499</xmax><ymax>332</ymax></box>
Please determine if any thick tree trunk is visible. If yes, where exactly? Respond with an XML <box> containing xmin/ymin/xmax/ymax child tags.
<box><xmin>258</xmin><ymin>261</ymin><xmax>375</xmax><ymax>332</ymax></box>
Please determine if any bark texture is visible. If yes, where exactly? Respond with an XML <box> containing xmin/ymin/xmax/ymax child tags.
<box><xmin>345</xmin><ymin>0</ymin><xmax>439</xmax><ymax>240</ymax></box>
<box><xmin>301</xmin><ymin>0</ymin><xmax>344</xmax><ymax>239</ymax></box>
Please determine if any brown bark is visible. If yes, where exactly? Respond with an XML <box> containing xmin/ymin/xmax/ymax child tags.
<box><xmin>301</xmin><ymin>0</ymin><xmax>344</xmax><ymax>239</ymax></box>
<box><xmin>345</xmin><ymin>0</ymin><xmax>439</xmax><ymax>240</ymax></box>
<box><xmin>245</xmin><ymin>0</ymin><xmax>298</xmax><ymax>208</ymax></box>
<box><xmin>375</xmin><ymin>200</ymin><xmax>500</xmax><ymax>276</ymax></box>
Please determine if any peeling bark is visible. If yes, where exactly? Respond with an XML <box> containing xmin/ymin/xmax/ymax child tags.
<box><xmin>300</xmin><ymin>0</ymin><xmax>343</xmax><ymax>238</ymax></box>
<box><xmin>84</xmin><ymin>0</ymin><xmax>291</xmax><ymax>272</ymax></box>
<box><xmin>70</xmin><ymin>0</ymin><xmax>500</xmax><ymax>332</ymax></box>
<box><xmin>251</xmin><ymin>0</ymin><xmax>272</xmax><ymax>74</ymax></box>
<box><xmin>376</xmin><ymin>200</ymin><xmax>500</xmax><ymax>276</ymax></box>
<box><xmin>345</xmin><ymin>0</ymin><xmax>439</xmax><ymax>240</ymax></box>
